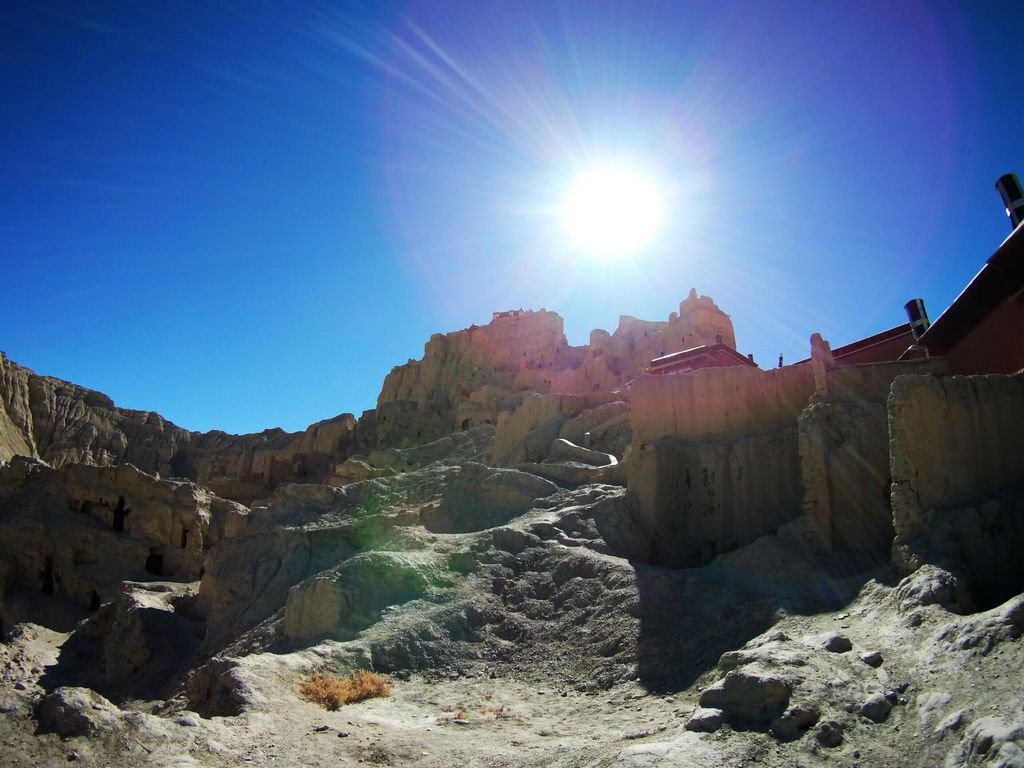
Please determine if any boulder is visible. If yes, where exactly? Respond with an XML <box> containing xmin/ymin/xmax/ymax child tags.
<box><xmin>815</xmin><ymin>719</ymin><xmax>844</xmax><ymax>748</ymax></box>
<box><xmin>823</xmin><ymin>633</ymin><xmax>852</xmax><ymax>653</ymax></box>
<box><xmin>771</xmin><ymin>704</ymin><xmax>820</xmax><ymax>741</ymax></box>
<box><xmin>895</xmin><ymin>565</ymin><xmax>962</xmax><ymax>614</ymax></box>
<box><xmin>35</xmin><ymin>687</ymin><xmax>119</xmax><ymax>737</ymax></box>
<box><xmin>698</xmin><ymin>669</ymin><xmax>791</xmax><ymax>730</ymax></box>
<box><xmin>685</xmin><ymin>707</ymin><xmax>724</xmax><ymax>732</ymax></box>
<box><xmin>860</xmin><ymin>692</ymin><xmax>893</xmax><ymax>723</ymax></box>
<box><xmin>860</xmin><ymin>650</ymin><xmax>884</xmax><ymax>667</ymax></box>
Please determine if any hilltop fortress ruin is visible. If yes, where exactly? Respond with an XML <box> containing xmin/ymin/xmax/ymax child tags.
<box><xmin>0</xmin><ymin>209</ymin><xmax>1022</xmax><ymax>764</ymax></box>
<box><xmin>3</xmin><ymin>202</ymin><xmax>1024</xmax><ymax>612</ymax></box>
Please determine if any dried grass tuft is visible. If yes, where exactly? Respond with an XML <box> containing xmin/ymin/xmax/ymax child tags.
<box><xmin>299</xmin><ymin>670</ymin><xmax>392</xmax><ymax>710</ymax></box>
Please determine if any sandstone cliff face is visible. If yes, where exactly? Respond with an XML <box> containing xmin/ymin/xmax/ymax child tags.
<box><xmin>890</xmin><ymin>372</ymin><xmax>1024</xmax><ymax>608</ymax></box>
<box><xmin>374</xmin><ymin>310</ymin><xmax>573</xmax><ymax>445</ymax></box>
<box><xmin>2</xmin><ymin>296</ymin><xmax>1024</xmax><ymax>768</ymax></box>
<box><xmin>373</xmin><ymin>294</ymin><xmax>738</xmax><ymax>457</ymax></box>
<box><xmin>0</xmin><ymin>294</ymin><xmax>735</xmax><ymax>506</ymax></box>
<box><xmin>624</xmin><ymin>364</ymin><xmax>815</xmax><ymax>567</ymax></box>
<box><xmin>0</xmin><ymin>352</ymin><xmax>190</xmax><ymax>473</ymax></box>
<box><xmin>797</xmin><ymin>358</ymin><xmax>949</xmax><ymax>562</ymax></box>
<box><xmin>0</xmin><ymin>457</ymin><xmax>246</xmax><ymax>629</ymax></box>
<box><xmin>0</xmin><ymin>353</ymin><xmax>360</xmax><ymax>503</ymax></box>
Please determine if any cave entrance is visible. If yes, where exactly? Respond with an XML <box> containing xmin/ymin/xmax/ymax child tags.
<box><xmin>145</xmin><ymin>548</ymin><xmax>164</xmax><ymax>577</ymax></box>
<box><xmin>112</xmin><ymin>496</ymin><xmax>126</xmax><ymax>532</ymax></box>
<box><xmin>41</xmin><ymin>556</ymin><xmax>54</xmax><ymax>594</ymax></box>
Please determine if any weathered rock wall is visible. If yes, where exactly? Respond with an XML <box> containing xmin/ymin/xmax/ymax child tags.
<box><xmin>890</xmin><ymin>372</ymin><xmax>1024</xmax><ymax>606</ymax></box>
<box><xmin>624</xmin><ymin>362</ymin><xmax>813</xmax><ymax>567</ymax></box>
<box><xmin>631</xmin><ymin>364</ymin><xmax>815</xmax><ymax>445</ymax></box>
<box><xmin>377</xmin><ymin>310</ymin><xmax>569</xmax><ymax>407</ymax></box>
<box><xmin>0</xmin><ymin>352</ymin><xmax>190</xmax><ymax>473</ymax></box>
<box><xmin>490</xmin><ymin>393</ymin><xmax>587</xmax><ymax>466</ymax></box>
<box><xmin>628</xmin><ymin>431</ymin><xmax>802</xmax><ymax>567</ymax></box>
<box><xmin>0</xmin><ymin>353</ymin><xmax>360</xmax><ymax>502</ymax></box>
<box><xmin>796</xmin><ymin>358</ymin><xmax>949</xmax><ymax>562</ymax></box>
<box><xmin>374</xmin><ymin>296</ymin><xmax>737</xmax><ymax>452</ymax></box>
<box><xmin>0</xmin><ymin>458</ymin><xmax>246</xmax><ymax>629</ymax></box>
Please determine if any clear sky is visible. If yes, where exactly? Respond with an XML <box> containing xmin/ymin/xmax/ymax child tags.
<box><xmin>3</xmin><ymin>1</ymin><xmax>1023</xmax><ymax>434</ymax></box>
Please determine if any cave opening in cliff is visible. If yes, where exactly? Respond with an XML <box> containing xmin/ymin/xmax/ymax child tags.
<box><xmin>90</xmin><ymin>590</ymin><xmax>101</xmax><ymax>611</ymax></box>
<box><xmin>112</xmin><ymin>496</ymin><xmax>126</xmax><ymax>531</ymax></box>
<box><xmin>145</xmin><ymin>548</ymin><xmax>163</xmax><ymax>577</ymax></box>
<box><xmin>181</xmin><ymin>527</ymin><xmax>189</xmax><ymax>549</ymax></box>
<box><xmin>41</xmin><ymin>556</ymin><xmax>54</xmax><ymax>594</ymax></box>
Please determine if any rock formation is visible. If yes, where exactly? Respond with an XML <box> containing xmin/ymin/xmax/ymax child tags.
<box><xmin>0</xmin><ymin>291</ymin><xmax>1022</xmax><ymax>767</ymax></box>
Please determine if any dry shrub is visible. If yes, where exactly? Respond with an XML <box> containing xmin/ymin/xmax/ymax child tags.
<box><xmin>300</xmin><ymin>670</ymin><xmax>392</xmax><ymax>710</ymax></box>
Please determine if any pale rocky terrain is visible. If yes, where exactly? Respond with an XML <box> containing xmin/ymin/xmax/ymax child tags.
<box><xmin>1</xmin><ymin>299</ymin><xmax>1022</xmax><ymax>767</ymax></box>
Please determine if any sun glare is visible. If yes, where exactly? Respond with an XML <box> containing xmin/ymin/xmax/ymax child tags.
<box><xmin>560</xmin><ymin>165</ymin><xmax>665</xmax><ymax>257</ymax></box>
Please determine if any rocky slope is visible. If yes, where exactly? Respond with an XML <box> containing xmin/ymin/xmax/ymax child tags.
<box><xmin>0</xmin><ymin>297</ymin><xmax>1022</xmax><ymax>767</ymax></box>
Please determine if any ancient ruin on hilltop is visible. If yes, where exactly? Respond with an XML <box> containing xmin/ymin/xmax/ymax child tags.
<box><xmin>0</xmin><ymin>206</ymin><xmax>1022</xmax><ymax>766</ymax></box>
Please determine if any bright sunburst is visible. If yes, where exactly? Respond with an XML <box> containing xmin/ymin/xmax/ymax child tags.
<box><xmin>560</xmin><ymin>165</ymin><xmax>666</xmax><ymax>257</ymax></box>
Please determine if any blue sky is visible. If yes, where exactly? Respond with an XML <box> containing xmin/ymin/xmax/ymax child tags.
<box><xmin>3</xmin><ymin>1</ymin><xmax>1022</xmax><ymax>434</ymax></box>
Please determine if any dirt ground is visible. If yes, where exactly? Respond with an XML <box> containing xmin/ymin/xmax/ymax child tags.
<box><xmin>4</xmin><ymin>574</ymin><xmax>1022</xmax><ymax>768</ymax></box>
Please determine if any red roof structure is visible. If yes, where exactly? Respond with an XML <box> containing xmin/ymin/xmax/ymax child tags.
<box><xmin>646</xmin><ymin>343</ymin><xmax>758</xmax><ymax>375</ymax></box>
<box><xmin>905</xmin><ymin>222</ymin><xmax>1024</xmax><ymax>373</ymax></box>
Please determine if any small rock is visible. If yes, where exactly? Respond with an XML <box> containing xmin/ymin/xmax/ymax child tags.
<box><xmin>815</xmin><ymin>719</ymin><xmax>844</xmax><ymax>748</ymax></box>
<box><xmin>175</xmin><ymin>714</ymin><xmax>200</xmax><ymax>727</ymax></box>
<box><xmin>338</xmin><ymin>731</ymin><xmax>350</xmax><ymax>738</ymax></box>
<box><xmin>860</xmin><ymin>693</ymin><xmax>893</xmax><ymax>723</ymax></box>
<box><xmin>771</xmin><ymin>704</ymin><xmax>820</xmax><ymax>742</ymax></box>
<box><xmin>824</xmin><ymin>634</ymin><xmax>853</xmax><ymax>653</ymax></box>
<box><xmin>14</xmin><ymin>682</ymin><xmax>26</xmax><ymax>691</ymax></box>
<box><xmin>935</xmin><ymin>710</ymin><xmax>964</xmax><ymax>736</ymax></box>
<box><xmin>453</xmin><ymin>719</ymin><xmax>470</xmax><ymax>726</ymax></box>
<box><xmin>313</xmin><ymin>725</ymin><xmax>331</xmax><ymax>733</ymax></box>
<box><xmin>685</xmin><ymin>707</ymin><xmax>724</xmax><ymax>733</ymax></box>
<box><xmin>859</xmin><ymin>650</ymin><xmax>883</xmax><ymax>668</ymax></box>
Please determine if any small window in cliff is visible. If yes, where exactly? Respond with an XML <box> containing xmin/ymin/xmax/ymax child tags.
<box><xmin>181</xmin><ymin>528</ymin><xmax>189</xmax><ymax>549</ymax></box>
<box><xmin>461</xmin><ymin>418</ymin><xmax>471</xmax><ymax>430</ymax></box>
<box><xmin>112</xmin><ymin>496</ymin><xmax>126</xmax><ymax>532</ymax></box>
<box><xmin>41</xmin><ymin>556</ymin><xmax>55</xmax><ymax>594</ymax></box>
<box><xmin>145</xmin><ymin>548</ymin><xmax>164</xmax><ymax>577</ymax></box>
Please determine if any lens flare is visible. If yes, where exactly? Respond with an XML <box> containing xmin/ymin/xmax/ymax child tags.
<box><xmin>560</xmin><ymin>166</ymin><xmax>665</xmax><ymax>257</ymax></box>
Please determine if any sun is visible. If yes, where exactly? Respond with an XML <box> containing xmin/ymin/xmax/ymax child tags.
<box><xmin>560</xmin><ymin>165</ymin><xmax>666</xmax><ymax>257</ymax></box>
